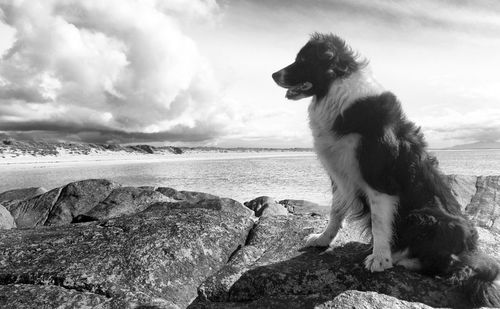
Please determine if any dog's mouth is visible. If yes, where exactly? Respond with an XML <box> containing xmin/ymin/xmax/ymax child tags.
<box><xmin>284</xmin><ymin>82</ymin><xmax>313</xmax><ymax>100</ymax></box>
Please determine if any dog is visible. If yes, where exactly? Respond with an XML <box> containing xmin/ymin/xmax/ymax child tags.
<box><xmin>272</xmin><ymin>33</ymin><xmax>500</xmax><ymax>307</ymax></box>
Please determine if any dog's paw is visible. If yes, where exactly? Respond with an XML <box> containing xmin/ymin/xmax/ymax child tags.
<box><xmin>364</xmin><ymin>250</ymin><xmax>393</xmax><ymax>272</ymax></box>
<box><xmin>304</xmin><ymin>233</ymin><xmax>333</xmax><ymax>247</ymax></box>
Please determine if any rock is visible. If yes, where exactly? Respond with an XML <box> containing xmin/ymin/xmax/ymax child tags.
<box><xmin>156</xmin><ymin>187</ymin><xmax>219</xmax><ymax>202</ymax></box>
<box><xmin>279</xmin><ymin>199</ymin><xmax>329</xmax><ymax>216</ymax></box>
<box><xmin>466</xmin><ymin>176</ymin><xmax>500</xmax><ymax>231</ymax></box>
<box><xmin>44</xmin><ymin>179</ymin><xmax>120</xmax><ymax>226</ymax></box>
<box><xmin>0</xmin><ymin>205</ymin><xmax>15</xmax><ymax>229</ymax></box>
<box><xmin>147</xmin><ymin>198</ymin><xmax>254</xmax><ymax>218</ymax></box>
<box><xmin>0</xmin><ymin>187</ymin><xmax>47</xmax><ymax>203</ymax></box>
<box><xmin>4</xmin><ymin>187</ymin><xmax>62</xmax><ymax>228</ymax></box>
<box><xmin>445</xmin><ymin>175</ymin><xmax>477</xmax><ymax>212</ymax></box>
<box><xmin>244</xmin><ymin>196</ymin><xmax>288</xmax><ymax>217</ymax></box>
<box><xmin>3</xmin><ymin>179</ymin><xmax>120</xmax><ymax>228</ymax></box>
<box><xmin>0</xmin><ymin>204</ymin><xmax>255</xmax><ymax>308</ymax></box>
<box><xmin>84</xmin><ymin>186</ymin><xmax>174</xmax><ymax>220</ymax></box>
<box><xmin>324</xmin><ymin>290</ymin><xmax>435</xmax><ymax>309</ymax></box>
<box><xmin>190</xmin><ymin>291</ymin><xmax>435</xmax><ymax>309</ymax></box>
<box><xmin>0</xmin><ymin>284</ymin><xmax>120</xmax><ymax>309</ymax></box>
<box><xmin>194</xmin><ymin>213</ymin><xmax>474</xmax><ymax>308</ymax></box>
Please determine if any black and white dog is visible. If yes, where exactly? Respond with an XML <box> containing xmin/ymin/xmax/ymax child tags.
<box><xmin>272</xmin><ymin>33</ymin><xmax>500</xmax><ymax>307</ymax></box>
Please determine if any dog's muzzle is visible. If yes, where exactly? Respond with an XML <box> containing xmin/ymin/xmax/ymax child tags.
<box><xmin>272</xmin><ymin>70</ymin><xmax>313</xmax><ymax>100</ymax></box>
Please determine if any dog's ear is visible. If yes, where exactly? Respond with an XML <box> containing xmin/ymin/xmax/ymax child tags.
<box><xmin>321</xmin><ymin>50</ymin><xmax>335</xmax><ymax>60</ymax></box>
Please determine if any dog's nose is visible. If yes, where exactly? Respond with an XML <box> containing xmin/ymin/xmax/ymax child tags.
<box><xmin>272</xmin><ymin>72</ymin><xmax>279</xmax><ymax>81</ymax></box>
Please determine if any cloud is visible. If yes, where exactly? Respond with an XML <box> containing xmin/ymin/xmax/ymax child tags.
<box><xmin>0</xmin><ymin>0</ymin><xmax>233</xmax><ymax>143</ymax></box>
<box><xmin>241</xmin><ymin>0</ymin><xmax>500</xmax><ymax>37</ymax></box>
<box><xmin>417</xmin><ymin>108</ymin><xmax>500</xmax><ymax>147</ymax></box>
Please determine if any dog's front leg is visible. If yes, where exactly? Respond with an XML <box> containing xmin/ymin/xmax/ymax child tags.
<box><xmin>364</xmin><ymin>188</ymin><xmax>398</xmax><ymax>272</ymax></box>
<box><xmin>304</xmin><ymin>190</ymin><xmax>352</xmax><ymax>247</ymax></box>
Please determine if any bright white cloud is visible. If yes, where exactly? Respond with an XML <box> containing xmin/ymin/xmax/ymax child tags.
<box><xmin>0</xmin><ymin>0</ymin><xmax>235</xmax><ymax>143</ymax></box>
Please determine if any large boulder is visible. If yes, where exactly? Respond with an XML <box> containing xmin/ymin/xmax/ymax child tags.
<box><xmin>0</xmin><ymin>203</ymin><xmax>255</xmax><ymax>308</ymax></box>
<box><xmin>44</xmin><ymin>179</ymin><xmax>120</xmax><ymax>226</ymax></box>
<box><xmin>4</xmin><ymin>187</ymin><xmax>63</xmax><ymax>228</ymax></box>
<box><xmin>0</xmin><ymin>187</ymin><xmax>47</xmax><ymax>203</ymax></box>
<box><xmin>83</xmin><ymin>186</ymin><xmax>174</xmax><ymax>220</ymax></box>
<box><xmin>4</xmin><ymin>179</ymin><xmax>120</xmax><ymax>228</ymax></box>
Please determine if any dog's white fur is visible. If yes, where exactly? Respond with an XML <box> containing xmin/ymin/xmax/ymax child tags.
<box><xmin>305</xmin><ymin>68</ymin><xmax>400</xmax><ymax>272</ymax></box>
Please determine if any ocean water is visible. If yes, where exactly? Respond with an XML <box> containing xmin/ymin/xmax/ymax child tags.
<box><xmin>1</xmin><ymin>149</ymin><xmax>500</xmax><ymax>205</ymax></box>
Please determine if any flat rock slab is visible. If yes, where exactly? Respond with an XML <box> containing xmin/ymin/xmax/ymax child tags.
<box><xmin>0</xmin><ymin>206</ymin><xmax>254</xmax><ymax>308</ymax></box>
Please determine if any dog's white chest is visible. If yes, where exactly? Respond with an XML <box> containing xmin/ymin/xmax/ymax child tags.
<box><xmin>308</xmin><ymin>96</ymin><xmax>363</xmax><ymax>193</ymax></box>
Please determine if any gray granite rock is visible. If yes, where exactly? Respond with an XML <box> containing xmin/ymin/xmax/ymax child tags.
<box><xmin>4</xmin><ymin>187</ymin><xmax>62</xmax><ymax>228</ymax></box>
<box><xmin>194</xmin><ymin>213</ymin><xmax>468</xmax><ymax>308</ymax></box>
<box><xmin>84</xmin><ymin>186</ymin><xmax>174</xmax><ymax>220</ymax></box>
<box><xmin>44</xmin><ymin>179</ymin><xmax>120</xmax><ymax>226</ymax></box>
<box><xmin>0</xmin><ymin>204</ymin><xmax>254</xmax><ymax>308</ymax></box>
<box><xmin>0</xmin><ymin>187</ymin><xmax>47</xmax><ymax>203</ymax></box>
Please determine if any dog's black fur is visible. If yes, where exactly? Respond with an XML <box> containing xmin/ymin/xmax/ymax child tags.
<box><xmin>272</xmin><ymin>33</ymin><xmax>500</xmax><ymax>307</ymax></box>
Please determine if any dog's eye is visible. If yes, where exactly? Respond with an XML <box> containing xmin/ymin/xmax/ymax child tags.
<box><xmin>298</xmin><ymin>56</ymin><xmax>307</xmax><ymax>63</ymax></box>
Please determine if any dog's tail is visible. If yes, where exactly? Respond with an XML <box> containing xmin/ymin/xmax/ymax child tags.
<box><xmin>453</xmin><ymin>252</ymin><xmax>500</xmax><ymax>307</ymax></box>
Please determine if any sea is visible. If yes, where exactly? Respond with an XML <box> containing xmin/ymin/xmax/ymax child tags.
<box><xmin>1</xmin><ymin>149</ymin><xmax>500</xmax><ymax>206</ymax></box>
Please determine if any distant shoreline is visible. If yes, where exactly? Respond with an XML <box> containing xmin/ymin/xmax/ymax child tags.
<box><xmin>0</xmin><ymin>151</ymin><xmax>316</xmax><ymax>167</ymax></box>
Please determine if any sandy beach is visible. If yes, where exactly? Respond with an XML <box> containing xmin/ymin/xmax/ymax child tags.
<box><xmin>0</xmin><ymin>149</ymin><xmax>315</xmax><ymax>167</ymax></box>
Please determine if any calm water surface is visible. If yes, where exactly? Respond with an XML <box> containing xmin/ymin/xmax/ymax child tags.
<box><xmin>1</xmin><ymin>149</ymin><xmax>500</xmax><ymax>205</ymax></box>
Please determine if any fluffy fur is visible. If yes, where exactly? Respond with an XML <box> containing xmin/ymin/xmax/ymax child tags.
<box><xmin>272</xmin><ymin>33</ymin><xmax>500</xmax><ymax>307</ymax></box>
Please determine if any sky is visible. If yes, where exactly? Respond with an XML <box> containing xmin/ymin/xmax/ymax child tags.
<box><xmin>0</xmin><ymin>0</ymin><xmax>499</xmax><ymax>148</ymax></box>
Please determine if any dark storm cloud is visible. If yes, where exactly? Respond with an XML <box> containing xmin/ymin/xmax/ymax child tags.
<box><xmin>0</xmin><ymin>120</ymin><xmax>222</xmax><ymax>144</ymax></box>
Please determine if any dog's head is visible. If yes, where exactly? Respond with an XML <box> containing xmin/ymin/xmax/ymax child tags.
<box><xmin>272</xmin><ymin>33</ymin><xmax>364</xmax><ymax>100</ymax></box>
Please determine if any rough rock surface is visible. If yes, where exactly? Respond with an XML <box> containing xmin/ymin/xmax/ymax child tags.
<box><xmin>45</xmin><ymin>179</ymin><xmax>120</xmax><ymax>226</ymax></box>
<box><xmin>445</xmin><ymin>175</ymin><xmax>500</xmax><ymax>232</ymax></box>
<box><xmin>0</xmin><ymin>202</ymin><xmax>254</xmax><ymax>308</ymax></box>
<box><xmin>194</xmin><ymin>215</ymin><xmax>468</xmax><ymax>308</ymax></box>
<box><xmin>4</xmin><ymin>187</ymin><xmax>63</xmax><ymax>228</ymax></box>
<box><xmin>84</xmin><ymin>186</ymin><xmax>173</xmax><ymax>220</ymax></box>
<box><xmin>0</xmin><ymin>187</ymin><xmax>47</xmax><ymax>203</ymax></box>
<box><xmin>149</xmin><ymin>198</ymin><xmax>254</xmax><ymax>218</ymax></box>
<box><xmin>1</xmin><ymin>175</ymin><xmax>500</xmax><ymax>308</ymax></box>
<box><xmin>0</xmin><ymin>284</ymin><xmax>115</xmax><ymax>309</ymax></box>
<box><xmin>0</xmin><ymin>205</ymin><xmax>15</xmax><ymax>229</ymax></box>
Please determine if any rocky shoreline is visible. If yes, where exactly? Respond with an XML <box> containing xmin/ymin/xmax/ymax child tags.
<box><xmin>0</xmin><ymin>175</ymin><xmax>499</xmax><ymax>308</ymax></box>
